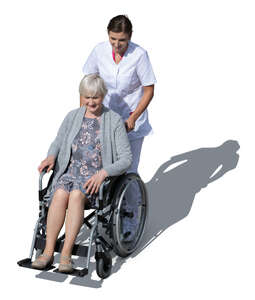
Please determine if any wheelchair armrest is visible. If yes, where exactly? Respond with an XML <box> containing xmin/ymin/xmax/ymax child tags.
<box><xmin>39</xmin><ymin>167</ymin><xmax>54</xmax><ymax>191</ymax></box>
<box><xmin>104</xmin><ymin>176</ymin><xmax>118</xmax><ymax>182</ymax></box>
<box><xmin>98</xmin><ymin>174</ymin><xmax>126</xmax><ymax>201</ymax></box>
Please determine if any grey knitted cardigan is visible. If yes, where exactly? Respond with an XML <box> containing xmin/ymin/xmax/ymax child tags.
<box><xmin>43</xmin><ymin>105</ymin><xmax>132</xmax><ymax>204</ymax></box>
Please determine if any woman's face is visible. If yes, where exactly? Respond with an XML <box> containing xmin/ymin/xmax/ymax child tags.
<box><xmin>108</xmin><ymin>31</ymin><xmax>130</xmax><ymax>55</ymax></box>
<box><xmin>80</xmin><ymin>93</ymin><xmax>104</xmax><ymax>115</ymax></box>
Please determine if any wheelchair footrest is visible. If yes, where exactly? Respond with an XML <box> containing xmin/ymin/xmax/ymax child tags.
<box><xmin>53</xmin><ymin>267</ymin><xmax>88</xmax><ymax>277</ymax></box>
<box><xmin>17</xmin><ymin>258</ymin><xmax>55</xmax><ymax>271</ymax></box>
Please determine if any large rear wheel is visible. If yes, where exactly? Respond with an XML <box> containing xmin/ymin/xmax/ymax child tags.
<box><xmin>110</xmin><ymin>173</ymin><xmax>148</xmax><ymax>257</ymax></box>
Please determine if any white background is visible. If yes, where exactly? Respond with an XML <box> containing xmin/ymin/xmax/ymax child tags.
<box><xmin>1</xmin><ymin>0</ymin><xmax>254</xmax><ymax>298</ymax></box>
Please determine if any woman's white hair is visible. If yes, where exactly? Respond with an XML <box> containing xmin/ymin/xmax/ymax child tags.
<box><xmin>79</xmin><ymin>73</ymin><xmax>107</xmax><ymax>98</ymax></box>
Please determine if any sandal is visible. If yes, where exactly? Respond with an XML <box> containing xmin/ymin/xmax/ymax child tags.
<box><xmin>58</xmin><ymin>255</ymin><xmax>74</xmax><ymax>273</ymax></box>
<box><xmin>31</xmin><ymin>253</ymin><xmax>54</xmax><ymax>270</ymax></box>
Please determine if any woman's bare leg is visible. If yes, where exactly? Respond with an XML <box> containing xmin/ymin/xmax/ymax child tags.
<box><xmin>60</xmin><ymin>190</ymin><xmax>87</xmax><ymax>258</ymax></box>
<box><xmin>37</xmin><ymin>189</ymin><xmax>69</xmax><ymax>261</ymax></box>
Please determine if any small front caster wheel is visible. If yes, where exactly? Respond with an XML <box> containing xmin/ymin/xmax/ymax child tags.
<box><xmin>96</xmin><ymin>251</ymin><xmax>112</xmax><ymax>279</ymax></box>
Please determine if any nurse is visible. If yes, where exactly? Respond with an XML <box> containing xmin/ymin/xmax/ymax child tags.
<box><xmin>82</xmin><ymin>15</ymin><xmax>156</xmax><ymax>241</ymax></box>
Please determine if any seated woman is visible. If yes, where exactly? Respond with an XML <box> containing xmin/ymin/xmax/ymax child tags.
<box><xmin>32</xmin><ymin>74</ymin><xmax>132</xmax><ymax>273</ymax></box>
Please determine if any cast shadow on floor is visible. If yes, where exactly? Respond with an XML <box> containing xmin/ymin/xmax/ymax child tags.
<box><xmin>110</xmin><ymin>139</ymin><xmax>240</xmax><ymax>277</ymax></box>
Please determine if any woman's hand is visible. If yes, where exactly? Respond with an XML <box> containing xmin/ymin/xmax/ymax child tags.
<box><xmin>83</xmin><ymin>169</ymin><xmax>108</xmax><ymax>195</ymax></box>
<box><xmin>38</xmin><ymin>155</ymin><xmax>56</xmax><ymax>173</ymax></box>
<box><xmin>125</xmin><ymin>115</ymin><xmax>136</xmax><ymax>132</ymax></box>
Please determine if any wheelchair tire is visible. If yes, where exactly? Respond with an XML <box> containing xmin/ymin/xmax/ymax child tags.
<box><xmin>96</xmin><ymin>252</ymin><xmax>112</xmax><ymax>279</ymax></box>
<box><xmin>110</xmin><ymin>173</ymin><xmax>148</xmax><ymax>258</ymax></box>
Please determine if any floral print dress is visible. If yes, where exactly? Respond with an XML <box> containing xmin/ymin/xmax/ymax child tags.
<box><xmin>53</xmin><ymin>115</ymin><xmax>102</xmax><ymax>206</ymax></box>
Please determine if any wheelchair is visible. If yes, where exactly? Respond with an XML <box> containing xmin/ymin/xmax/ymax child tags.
<box><xmin>17</xmin><ymin>167</ymin><xmax>148</xmax><ymax>279</ymax></box>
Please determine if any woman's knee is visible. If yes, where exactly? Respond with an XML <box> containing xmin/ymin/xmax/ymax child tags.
<box><xmin>51</xmin><ymin>188</ymin><xmax>69</xmax><ymax>209</ymax></box>
<box><xmin>68</xmin><ymin>190</ymin><xmax>86</xmax><ymax>207</ymax></box>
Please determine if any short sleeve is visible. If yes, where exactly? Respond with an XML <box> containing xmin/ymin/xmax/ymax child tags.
<box><xmin>82</xmin><ymin>46</ymin><xmax>99</xmax><ymax>75</ymax></box>
<box><xmin>136</xmin><ymin>51</ymin><xmax>157</xmax><ymax>86</ymax></box>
